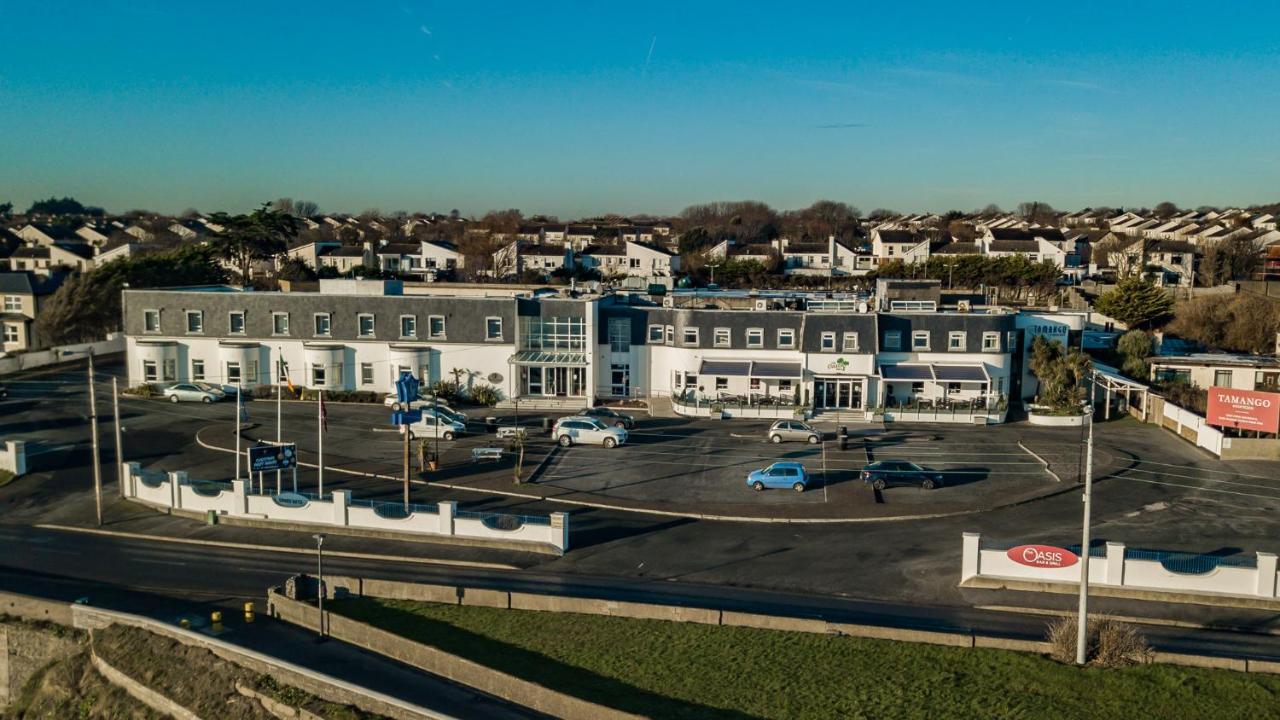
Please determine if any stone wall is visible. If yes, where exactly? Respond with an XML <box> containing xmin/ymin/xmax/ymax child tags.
<box><xmin>0</xmin><ymin>622</ymin><xmax>82</xmax><ymax>711</ymax></box>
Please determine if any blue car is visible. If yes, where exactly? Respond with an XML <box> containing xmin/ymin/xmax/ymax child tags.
<box><xmin>747</xmin><ymin>462</ymin><xmax>809</xmax><ymax>492</ymax></box>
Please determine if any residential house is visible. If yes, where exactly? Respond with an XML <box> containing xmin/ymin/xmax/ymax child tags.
<box><xmin>491</xmin><ymin>241</ymin><xmax>571</xmax><ymax>278</ymax></box>
<box><xmin>286</xmin><ymin>241</ymin><xmax>342</xmax><ymax>271</ymax></box>
<box><xmin>8</xmin><ymin>242</ymin><xmax>94</xmax><ymax>274</ymax></box>
<box><xmin>16</xmin><ymin>224</ymin><xmax>77</xmax><ymax>246</ymax></box>
<box><xmin>419</xmin><ymin>240</ymin><xmax>464</xmax><ymax>274</ymax></box>
<box><xmin>75</xmin><ymin>224</ymin><xmax>112</xmax><ymax>246</ymax></box>
<box><xmin>318</xmin><ymin>245</ymin><xmax>371</xmax><ymax>275</ymax></box>
<box><xmin>871</xmin><ymin>228</ymin><xmax>930</xmax><ymax>266</ymax></box>
<box><xmin>0</xmin><ymin>271</ymin><xmax>70</xmax><ymax>353</ymax></box>
<box><xmin>1150</xmin><ymin>353</ymin><xmax>1280</xmax><ymax>394</ymax></box>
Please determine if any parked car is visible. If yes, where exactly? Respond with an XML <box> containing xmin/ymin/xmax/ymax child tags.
<box><xmin>405</xmin><ymin>413</ymin><xmax>466</xmax><ymax>441</ymax></box>
<box><xmin>195</xmin><ymin>382</ymin><xmax>235</xmax><ymax>397</ymax></box>
<box><xmin>420</xmin><ymin>404</ymin><xmax>468</xmax><ymax>425</ymax></box>
<box><xmin>383</xmin><ymin>392</ymin><xmax>457</xmax><ymax>411</ymax></box>
<box><xmin>582</xmin><ymin>406</ymin><xmax>635</xmax><ymax>429</ymax></box>
<box><xmin>747</xmin><ymin>462</ymin><xmax>809</xmax><ymax>492</ymax></box>
<box><xmin>162</xmin><ymin>383</ymin><xmax>224</xmax><ymax>404</ymax></box>
<box><xmin>0</xmin><ymin>384</ymin><xmax>8</xmax><ymax>400</ymax></box>
<box><xmin>767</xmin><ymin>420</ymin><xmax>821</xmax><ymax>444</ymax></box>
<box><xmin>860</xmin><ymin>460</ymin><xmax>943</xmax><ymax>490</ymax></box>
<box><xmin>553</xmin><ymin>416</ymin><xmax>627</xmax><ymax>448</ymax></box>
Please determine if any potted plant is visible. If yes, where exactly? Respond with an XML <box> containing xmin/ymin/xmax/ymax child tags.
<box><xmin>710</xmin><ymin>402</ymin><xmax>725</xmax><ymax>420</ymax></box>
<box><xmin>1026</xmin><ymin>337</ymin><xmax>1091</xmax><ymax>426</ymax></box>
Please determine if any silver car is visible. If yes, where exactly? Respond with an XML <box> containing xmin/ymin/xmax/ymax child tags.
<box><xmin>162</xmin><ymin>382</ymin><xmax>223</xmax><ymax>404</ymax></box>
<box><xmin>553</xmin><ymin>416</ymin><xmax>627</xmax><ymax>448</ymax></box>
<box><xmin>767</xmin><ymin>420</ymin><xmax>821</xmax><ymax>444</ymax></box>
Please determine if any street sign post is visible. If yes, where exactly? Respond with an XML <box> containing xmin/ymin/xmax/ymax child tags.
<box><xmin>391</xmin><ymin>372</ymin><xmax>421</xmax><ymax>510</ymax></box>
<box><xmin>396</xmin><ymin>372</ymin><xmax>420</xmax><ymax>404</ymax></box>
<box><xmin>247</xmin><ymin>443</ymin><xmax>297</xmax><ymax>473</ymax></box>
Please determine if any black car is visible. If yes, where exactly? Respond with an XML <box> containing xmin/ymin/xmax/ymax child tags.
<box><xmin>582</xmin><ymin>406</ymin><xmax>635</xmax><ymax>429</ymax></box>
<box><xmin>0</xmin><ymin>384</ymin><xmax>7</xmax><ymax>399</ymax></box>
<box><xmin>860</xmin><ymin>460</ymin><xmax>943</xmax><ymax>490</ymax></box>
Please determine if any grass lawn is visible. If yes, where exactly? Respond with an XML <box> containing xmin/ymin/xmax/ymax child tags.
<box><xmin>0</xmin><ymin>469</ymin><xmax>16</xmax><ymax>488</ymax></box>
<box><xmin>330</xmin><ymin>597</ymin><xmax>1280</xmax><ymax>720</ymax></box>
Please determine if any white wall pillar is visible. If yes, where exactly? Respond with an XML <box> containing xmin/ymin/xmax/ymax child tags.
<box><xmin>552</xmin><ymin>512</ymin><xmax>569</xmax><ymax>552</ymax></box>
<box><xmin>332</xmin><ymin>489</ymin><xmax>350</xmax><ymax>526</ymax></box>
<box><xmin>169</xmin><ymin>471</ymin><xmax>188</xmax><ymax>509</ymax></box>
<box><xmin>4</xmin><ymin>441</ymin><xmax>26</xmax><ymax>476</ymax></box>
<box><xmin>438</xmin><ymin>500</ymin><xmax>456</xmax><ymax>536</ymax></box>
<box><xmin>231</xmin><ymin>479</ymin><xmax>249</xmax><ymax>516</ymax></box>
<box><xmin>123</xmin><ymin>461</ymin><xmax>142</xmax><ymax>497</ymax></box>
<box><xmin>1256</xmin><ymin>552</ymin><xmax>1278</xmax><ymax>598</ymax></box>
<box><xmin>1105</xmin><ymin>542</ymin><xmax>1125</xmax><ymax>585</ymax></box>
<box><xmin>961</xmin><ymin>532</ymin><xmax>981</xmax><ymax>581</ymax></box>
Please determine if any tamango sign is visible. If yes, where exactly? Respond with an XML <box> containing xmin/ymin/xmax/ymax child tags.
<box><xmin>1006</xmin><ymin>544</ymin><xmax>1078</xmax><ymax>569</ymax></box>
<box><xmin>1206</xmin><ymin>387</ymin><xmax>1280</xmax><ymax>434</ymax></box>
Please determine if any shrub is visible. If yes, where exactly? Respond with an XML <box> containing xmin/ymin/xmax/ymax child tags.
<box><xmin>467</xmin><ymin>383</ymin><xmax>501</xmax><ymax>407</ymax></box>
<box><xmin>1046</xmin><ymin>616</ymin><xmax>1079</xmax><ymax>664</ymax></box>
<box><xmin>1046</xmin><ymin>616</ymin><xmax>1152</xmax><ymax>667</ymax></box>
<box><xmin>129</xmin><ymin>384</ymin><xmax>156</xmax><ymax>398</ymax></box>
<box><xmin>431</xmin><ymin>380</ymin><xmax>462</xmax><ymax>403</ymax></box>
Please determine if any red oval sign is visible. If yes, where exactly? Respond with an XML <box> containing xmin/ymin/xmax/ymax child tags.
<box><xmin>1007</xmin><ymin>545</ymin><xmax>1078</xmax><ymax>569</ymax></box>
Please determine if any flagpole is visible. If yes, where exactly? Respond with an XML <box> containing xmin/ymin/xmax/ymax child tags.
<box><xmin>318</xmin><ymin>390</ymin><xmax>325</xmax><ymax>498</ymax></box>
<box><xmin>235</xmin><ymin>381</ymin><xmax>242</xmax><ymax>484</ymax></box>
<box><xmin>276</xmin><ymin>346</ymin><xmax>283</xmax><ymax>494</ymax></box>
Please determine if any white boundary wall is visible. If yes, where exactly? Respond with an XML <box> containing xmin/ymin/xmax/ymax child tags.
<box><xmin>0</xmin><ymin>441</ymin><xmax>26</xmax><ymax>475</ymax></box>
<box><xmin>0</xmin><ymin>335</ymin><xmax>124</xmax><ymax>375</ymax></box>
<box><xmin>1162</xmin><ymin>401</ymin><xmax>1225</xmax><ymax>455</ymax></box>
<box><xmin>122</xmin><ymin>462</ymin><xmax>568</xmax><ymax>553</ymax></box>
<box><xmin>961</xmin><ymin>532</ymin><xmax>1279</xmax><ymax>599</ymax></box>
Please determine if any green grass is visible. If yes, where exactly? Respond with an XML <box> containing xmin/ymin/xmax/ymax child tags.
<box><xmin>331</xmin><ymin>597</ymin><xmax>1280</xmax><ymax>720</ymax></box>
<box><xmin>0</xmin><ymin>469</ymin><xmax>16</xmax><ymax>487</ymax></box>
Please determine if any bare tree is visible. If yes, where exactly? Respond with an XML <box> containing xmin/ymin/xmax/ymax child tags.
<box><xmin>271</xmin><ymin>198</ymin><xmax>296</xmax><ymax>215</ymax></box>
<box><xmin>1016</xmin><ymin>201</ymin><xmax>1057</xmax><ymax>225</ymax></box>
<box><xmin>1153</xmin><ymin>201</ymin><xmax>1180</xmax><ymax>219</ymax></box>
<box><xmin>867</xmin><ymin>208</ymin><xmax>897</xmax><ymax>221</ymax></box>
<box><xmin>980</xmin><ymin>203</ymin><xmax>1003</xmax><ymax>215</ymax></box>
<box><xmin>295</xmin><ymin>200</ymin><xmax>320</xmax><ymax>217</ymax></box>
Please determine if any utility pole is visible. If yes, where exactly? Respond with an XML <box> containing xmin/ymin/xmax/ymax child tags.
<box><xmin>88</xmin><ymin>351</ymin><xmax>103</xmax><ymax>526</ymax></box>
<box><xmin>313</xmin><ymin>533</ymin><xmax>326</xmax><ymax>639</ymax></box>
<box><xmin>276</xmin><ymin>348</ymin><xmax>283</xmax><ymax>495</ymax></box>
<box><xmin>402</xmin><ymin>417</ymin><xmax>411</xmax><ymax>510</ymax></box>
<box><xmin>1075</xmin><ymin>393</ymin><xmax>1096</xmax><ymax>665</ymax></box>
<box><xmin>112</xmin><ymin>377</ymin><xmax>124</xmax><ymax>498</ymax></box>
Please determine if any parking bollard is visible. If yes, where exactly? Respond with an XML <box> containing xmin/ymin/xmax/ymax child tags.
<box><xmin>211</xmin><ymin>610</ymin><xmax>223</xmax><ymax>633</ymax></box>
<box><xmin>179</xmin><ymin>618</ymin><xmax>190</xmax><ymax>629</ymax></box>
<box><xmin>243</xmin><ymin>601</ymin><xmax>255</xmax><ymax>623</ymax></box>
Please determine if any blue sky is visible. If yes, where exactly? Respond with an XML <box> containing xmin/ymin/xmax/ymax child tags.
<box><xmin>2</xmin><ymin>1</ymin><xmax>1278</xmax><ymax>217</ymax></box>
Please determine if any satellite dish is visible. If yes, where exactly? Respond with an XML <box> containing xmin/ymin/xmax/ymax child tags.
<box><xmin>488</xmin><ymin>373</ymin><xmax>504</xmax><ymax>383</ymax></box>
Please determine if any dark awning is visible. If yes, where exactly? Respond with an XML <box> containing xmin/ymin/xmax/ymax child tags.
<box><xmin>880</xmin><ymin>364</ymin><xmax>934</xmax><ymax>380</ymax></box>
<box><xmin>750</xmin><ymin>361</ymin><xmax>803</xmax><ymax>378</ymax></box>
<box><xmin>509</xmin><ymin>350</ymin><xmax>588</xmax><ymax>366</ymax></box>
<box><xmin>699</xmin><ymin>360</ymin><xmax>751</xmax><ymax>376</ymax></box>
<box><xmin>933</xmin><ymin>365</ymin><xmax>988</xmax><ymax>382</ymax></box>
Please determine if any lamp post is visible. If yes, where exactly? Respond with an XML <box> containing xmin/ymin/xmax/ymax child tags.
<box><xmin>1075</xmin><ymin>392</ymin><xmax>1096</xmax><ymax>665</ymax></box>
<box><xmin>64</xmin><ymin>348</ymin><xmax>103</xmax><ymax>526</ymax></box>
<box><xmin>313</xmin><ymin>533</ymin><xmax>326</xmax><ymax>639</ymax></box>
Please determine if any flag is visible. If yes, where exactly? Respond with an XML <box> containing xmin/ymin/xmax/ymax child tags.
<box><xmin>280</xmin><ymin>358</ymin><xmax>295</xmax><ymax>394</ymax></box>
<box><xmin>319</xmin><ymin>391</ymin><xmax>328</xmax><ymax>433</ymax></box>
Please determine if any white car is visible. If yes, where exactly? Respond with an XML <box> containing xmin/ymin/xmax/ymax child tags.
<box><xmin>162</xmin><ymin>383</ymin><xmax>224</xmax><ymax>404</ymax></box>
<box><xmin>553</xmin><ymin>416</ymin><xmax>627</xmax><ymax>448</ymax></box>
<box><xmin>405</xmin><ymin>414</ymin><xmax>466</xmax><ymax>441</ymax></box>
<box><xmin>383</xmin><ymin>392</ymin><xmax>455</xmax><ymax>410</ymax></box>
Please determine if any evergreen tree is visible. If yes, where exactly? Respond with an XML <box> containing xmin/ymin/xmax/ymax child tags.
<box><xmin>1094</xmin><ymin>278</ymin><xmax>1174</xmax><ymax>328</ymax></box>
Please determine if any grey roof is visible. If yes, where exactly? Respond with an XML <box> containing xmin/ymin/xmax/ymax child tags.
<box><xmin>0</xmin><ymin>273</ymin><xmax>34</xmax><ymax>293</ymax></box>
<box><xmin>933</xmin><ymin>364</ymin><xmax>988</xmax><ymax>382</ymax></box>
<box><xmin>0</xmin><ymin>271</ymin><xmax>68</xmax><ymax>295</ymax></box>
<box><xmin>581</xmin><ymin>244</ymin><xmax>626</xmax><ymax>256</ymax></box>
<box><xmin>932</xmin><ymin>242</ymin><xmax>980</xmax><ymax>255</ymax></box>
<box><xmin>877</xmin><ymin>229</ymin><xmax>918</xmax><ymax>243</ymax></box>
<box><xmin>751</xmin><ymin>361</ymin><xmax>804</xmax><ymax>378</ymax></box>
<box><xmin>988</xmin><ymin>240</ymin><xmax>1039</xmax><ymax>253</ymax></box>
<box><xmin>700</xmin><ymin>360</ymin><xmax>751</xmax><ymax>376</ymax></box>
<box><xmin>56</xmin><ymin>242</ymin><xmax>94</xmax><ymax>259</ymax></box>
<box><xmin>376</xmin><ymin>243</ymin><xmax>419</xmax><ymax>255</ymax></box>
<box><xmin>522</xmin><ymin>244</ymin><xmax>567</xmax><ymax>257</ymax></box>
<box><xmin>785</xmin><ymin>242</ymin><xmax>828</xmax><ymax>254</ymax></box>
<box><xmin>880</xmin><ymin>364</ymin><xmax>933</xmax><ymax>380</ymax></box>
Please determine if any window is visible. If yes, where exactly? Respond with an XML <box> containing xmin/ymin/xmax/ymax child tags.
<box><xmin>2</xmin><ymin>296</ymin><xmax>19</xmax><ymax>312</ymax></box>
<box><xmin>358</xmin><ymin>314</ymin><xmax>375</xmax><ymax>337</ymax></box>
<box><xmin>185</xmin><ymin>311</ymin><xmax>203</xmax><ymax>334</ymax></box>
<box><xmin>750</xmin><ymin>378</ymin><xmax>761</xmax><ymax>390</ymax></box>
<box><xmin>884</xmin><ymin>331</ymin><xmax>901</xmax><ymax>350</ymax></box>
<box><xmin>820</xmin><ymin>332</ymin><xmax>836</xmax><ymax>352</ymax></box>
<box><xmin>948</xmin><ymin>331</ymin><xmax>966</xmax><ymax>352</ymax></box>
<box><xmin>778</xmin><ymin>328</ymin><xmax>796</xmax><ymax>349</ymax></box>
<box><xmin>191</xmin><ymin>359</ymin><xmax>204</xmax><ymax>381</ymax></box>
<box><xmin>226</xmin><ymin>361</ymin><xmax>241</xmax><ymax>384</ymax></box>
<box><xmin>746</xmin><ymin>328</ymin><xmax>764</xmax><ymax>348</ymax></box>
<box><xmin>911</xmin><ymin>381</ymin><xmax>925</xmax><ymax>394</ymax></box>
<box><xmin>947</xmin><ymin>382</ymin><xmax>962</xmax><ymax>394</ymax></box>
<box><xmin>842</xmin><ymin>332</ymin><xmax>858</xmax><ymax>352</ymax></box>
<box><xmin>520</xmin><ymin>316</ymin><xmax>587</xmax><ymax>351</ymax></box>
<box><xmin>682</xmin><ymin>328</ymin><xmax>699</xmax><ymax>346</ymax></box>
<box><xmin>228</xmin><ymin>311</ymin><xmax>245</xmax><ymax>334</ymax></box>
<box><xmin>912</xmin><ymin>331</ymin><xmax>930</xmax><ymax>351</ymax></box>
<box><xmin>714</xmin><ymin>328</ymin><xmax>730</xmax><ymax>348</ymax></box>
<box><xmin>648</xmin><ymin>324</ymin><xmax>664</xmax><ymax>343</ymax></box>
<box><xmin>1214</xmin><ymin>369</ymin><xmax>1233</xmax><ymax>387</ymax></box>
<box><xmin>685</xmin><ymin>372</ymin><xmax>698</xmax><ymax>387</ymax></box>
<box><xmin>143</xmin><ymin>360</ymin><xmax>158</xmax><ymax>381</ymax></box>
<box><xmin>361</xmin><ymin>363</ymin><xmax>374</xmax><ymax>385</ymax></box>
<box><xmin>163</xmin><ymin>359</ymin><xmax>176</xmax><ymax>381</ymax></box>
<box><xmin>608</xmin><ymin>317</ymin><xmax>630</xmax><ymax>352</ymax></box>
<box><xmin>428</xmin><ymin>315</ymin><xmax>445</xmax><ymax>339</ymax></box>
<box><xmin>665</xmin><ymin>325</ymin><xmax>674</xmax><ymax>346</ymax></box>
<box><xmin>3</xmin><ymin>324</ymin><xmax>18</xmax><ymax>343</ymax></box>
<box><xmin>486</xmin><ymin>317</ymin><xmax>503</xmax><ymax>341</ymax></box>
<box><xmin>246</xmin><ymin>361</ymin><xmax>258</xmax><ymax>384</ymax></box>
<box><xmin>313</xmin><ymin>313</ymin><xmax>331</xmax><ymax>336</ymax></box>
<box><xmin>311</xmin><ymin>364</ymin><xmax>326</xmax><ymax>387</ymax></box>
<box><xmin>400</xmin><ymin>315</ymin><xmax>417</xmax><ymax>338</ymax></box>
<box><xmin>779</xmin><ymin>379</ymin><xmax>792</xmax><ymax>391</ymax></box>
<box><xmin>982</xmin><ymin>332</ymin><xmax>1000</xmax><ymax>351</ymax></box>
<box><xmin>143</xmin><ymin>309</ymin><xmax>160</xmax><ymax>333</ymax></box>
<box><xmin>715</xmin><ymin>377</ymin><xmax>728</xmax><ymax>391</ymax></box>
<box><xmin>272</xmin><ymin>312</ymin><xmax>290</xmax><ymax>335</ymax></box>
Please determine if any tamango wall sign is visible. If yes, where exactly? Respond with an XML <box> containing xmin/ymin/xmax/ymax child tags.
<box><xmin>1206</xmin><ymin>387</ymin><xmax>1280</xmax><ymax>434</ymax></box>
<box><xmin>1006</xmin><ymin>544</ymin><xmax>1079</xmax><ymax>569</ymax></box>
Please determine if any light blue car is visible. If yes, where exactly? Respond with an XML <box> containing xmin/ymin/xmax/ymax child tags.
<box><xmin>747</xmin><ymin>462</ymin><xmax>809</xmax><ymax>492</ymax></box>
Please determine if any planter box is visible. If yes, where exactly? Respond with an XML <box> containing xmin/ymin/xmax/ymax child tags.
<box><xmin>1027</xmin><ymin>412</ymin><xmax>1087</xmax><ymax>427</ymax></box>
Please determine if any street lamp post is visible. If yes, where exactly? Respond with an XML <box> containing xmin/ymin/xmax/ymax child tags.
<box><xmin>1075</xmin><ymin>393</ymin><xmax>1096</xmax><ymax>665</ymax></box>
<box><xmin>65</xmin><ymin>348</ymin><xmax>103</xmax><ymax>526</ymax></box>
<box><xmin>313</xmin><ymin>533</ymin><xmax>326</xmax><ymax>639</ymax></box>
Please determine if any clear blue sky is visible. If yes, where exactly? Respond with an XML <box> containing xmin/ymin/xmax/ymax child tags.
<box><xmin>2</xmin><ymin>1</ymin><xmax>1278</xmax><ymax>218</ymax></box>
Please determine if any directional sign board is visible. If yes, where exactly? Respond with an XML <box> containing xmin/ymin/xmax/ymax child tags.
<box><xmin>396</xmin><ymin>372</ymin><xmax>421</xmax><ymax>404</ymax></box>
<box><xmin>391</xmin><ymin>409</ymin><xmax>422</xmax><ymax>426</ymax></box>
<box><xmin>247</xmin><ymin>443</ymin><xmax>297</xmax><ymax>472</ymax></box>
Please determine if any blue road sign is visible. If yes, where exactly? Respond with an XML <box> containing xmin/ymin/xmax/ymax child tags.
<box><xmin>396</xmin><ymin>372</ymin><xmax>420</xmax><ymax>404</ymax></box>
<box><xmin>248</xmin><ymin>443</ymin><xmax>297</xmax><ymax>472</ymax></box>
<box><xmin>391</xmin><ymin>409</ymin><xmax>422</xmax><ymax>426</ymax></box>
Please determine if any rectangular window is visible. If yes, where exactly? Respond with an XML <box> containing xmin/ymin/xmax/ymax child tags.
<box><xmin>314</xmin><ymin>313</ymin><xmax>331</xmax><ymax>336</ymax></box>
<box><xmin>486</xmin><ymin>317</ymin><xmax>504</xmax><ymax>341</ymax></box>
<box><xmin>2</xmin><ymin>296</ymin><xmax>19</xmax><ymax>312</ymax></box>
<box><xmin>185</xmin><ymin>310</ymin><xmax>203</xmax><ymax>334</ymax></box>
<box><xmin>947</xmin><ymin>382</ymin><xmax>962</xmax><ymax>394</ymax></box>
<box><xmin>685</xmin><ymin>372</ymin><xmax>698</xmax><ymax>387</ymax></box>
<box><xmin>143</xmin><ymin>309</ymin><xmax>160</xmax><ymax>333</ymax></box>
<box><xmin>428</xmin><ymin>315</ymin><xmax>445</xmax><ymax>339</ymax></box>
<box><xmin>143</xmin><ymin>360</ymin><xmax>158</xmax><ymax>381</ymax></box>
<box><xmin>311</xmin><ymin>364</ymin><xmax>326</xmax><ymax>387</ymax></box>
<box><xmin>272</xmin><ymin>312</ymin><xmax>290</xmax><ymax>335</ymax></box>
<box><xmin>400</xmin><ymin>315</ymin><xmax>417</xmax><ymax>338</ymax></box>
<box><xmin>779</xmin><ymin>379</ymin><xmax>792</xmax><ymax>391</ymax></box>
<box><xmin>715</xmin><ymin>377</ymin><xmax>728</xmax><ymax>391</ymax></box>
<box><xmin>3</xmin><ymin>324</ymin><xmax>18</xmax><ymax>343</ymax></box>
<box><xmin>358</xmin><ymin>314</ymin><xmax>375</xmax><ymax>337</ymax></box>
<box><xmin>911</xmin><ymin>381</ymin><xmax>925</xmax><ymax>394</ymax></box>
<box><xmin>884</xmin><ymin>331</ymin><xmax>901</xmax><ymax>350</ymax></box>
<box><xmin>982</xmin><ymin>332</ymin><xmax>1000</xmax><ymax>351</ymax></box>
<box><xmin>228</xmin><ymin>311</ymin><xmax>245</xmax><ymax>334</ymax></box>
<box><xmin>820</xmin><ymin>332</ymin><xmax>836</xmax><ymax>352</ymax></box>
<box><xmin>361</xmin><ymin>363</ymin><xmax>374</xmax><ymax>385</ymax></box>
<box><xmin>608</xmin><ymin>318</ymin><xmax>631</xmax><ymax>352</ymax></box>
<box><xmin>246</xmin><ymin>361</ymin><xmax>258</xmax><ymax>384</ymax></box>
<box><xmin>750</xmin><ymin>377</ymin><xmax>761</xmax><ymax>390</ymax></box>
<box><xmin>682</xmin><ymin>328</ymin><xmax>699</xmax><ymax>346</ymax></box>
<box><xmin>948</xmin><ymin>331</ymin><xmax>966</xmax><ymax>352</ymax></box>
<box><xmin>191</xmin><ymin>359</ymin><xmax>204</xmax><ymax>381</ymax></box>
<box><xmin>746</xmin><ymin>328</ymin><xmax>764</xmax><ymax>348</ymax></box>
<box><xmin>1214</xmin><ymin>369</ymin><xmax>1233</xmax><ymax>387</ymax></box>
<box><xmin>665</xmin><ymin>325</ymin><xmax>674</xmax><ymax>346</ymax></box>
<box><xmin>778</xmin><ymin>328</ymin><xmax>796</xmax><ymax>349</ymax></box>
<box><xmin>163</xmin><ymin>359</ymin><xmax>176</xmax><ymax>381</ymax></box>
<box><xmin>648</xmin><ymin>324</ymin><xmax>664</xmax><ymax>343</ymax></box>
<box><xmin>842</xmin><ymin>332</ymin><xmax>858</xmax><ymax>352</ymax></box>
<box><xmin>912</xmin><ymin>331</ymin><xmax>930</xmax><ymax>351</ymax></box>
<box><xmin>226</xmin><ymin>361</ymin><xmax>241</xmax><ymax>384</ymax></box>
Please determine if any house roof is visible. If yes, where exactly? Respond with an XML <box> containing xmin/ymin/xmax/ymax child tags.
<box><xmin>784</xmin><ymin>242</ymin><xmax>828</xmax><ymax>254</ymax></box>
<box><xmin>630</xmin><ymin>240</ymin><xmax>674</xmax><ymax>256</ymax></box>
<box><xmin>325</xmin><ymin>246</ymin><xmax>367</xmax><ymax>257</ymax></box>
<box><xmin>422</xmin><ymin>239</ymin><xmax>459</xmax><ymax>252</ymax></box>
<box><xmin>581</xmin><ymin>244</ymin><xmax>626</xmax><ymax>256</ymax></box>
<box><xmin>932</xmin><ymin>242</ymin><xmax>981</xmax><ymax>255</ymax></box>
<box><xmin>56</xmin><ymin>242</ymin><xmax>95</xmax><ymax>259</ymax></box>
<box><xmin>876</xmin><ymin>229</ymin><xmax>917</xmax><ymax>244</ymax></box>
<box><xmin>731</xmin><ymin>243</ymin><xmax>775</xmax><ymax>256</ymax></box>
<box><xmin>376</xmin><ymin>243</ymin><xmax>419</xmax><ymax>255</ymax></box>
<box><xmin>10</xmin><ymin>246</ymin><xmax>50</xmax><ymax>259</ymax></box>
<box><xmin>0</xmin><ymin>271</ymin><xmax>69</xmax><ymax>295</ymax></box>
<box><xmin>28</xmin><ymin>223</ymin><xmax>77</xmax><ymax>241</ymax></box>
<box><xmin>1148</xmin><ymin>240</ymin><xmax>1198</xmax><ymax>254</ymax></box>
<box><xmin>523</xmin><ymin>244</ymin><xmax>567</xmax><ymax>257</ymax></box>
<box><xmin>988</xmin><ymin>239</ymin><xmax>1039</xmax><ymax>252</ymax></box>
